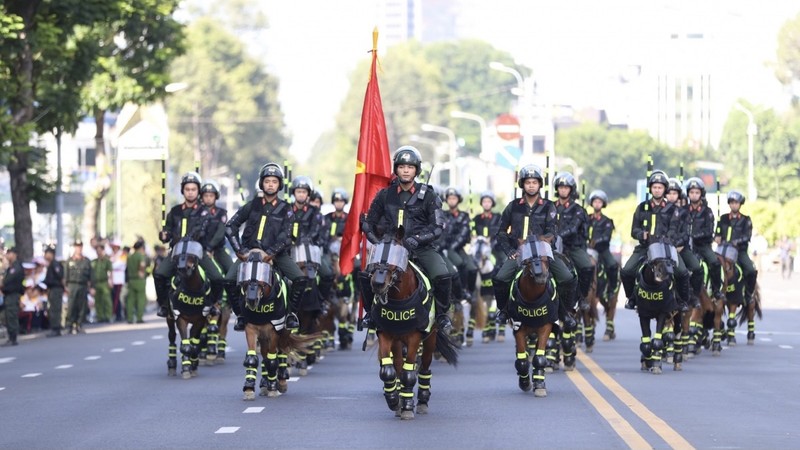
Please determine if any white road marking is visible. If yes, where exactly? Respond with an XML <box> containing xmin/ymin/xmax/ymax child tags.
<box><xmin>131</xmin><ymin>341</ymin><xmax>146</xmax><ymax>346</ymax></box>
<box><xmin>151</xmin><ymin>335</ymin><xmax>164</xmax><ymax>340</ymax></box>
<box><xmin>317</xmin><ymin>396</ymin><xmax>356</xmax><ymax>400</ymax></box>
<box><xmin>243</xmin><ymin>407</ymin><xmax>264</xmax><ymax>413</ymax></box>
<box><xmin>0</xmin><ymin>357</ymin><xmax>16</xmax><ymax>364</ymax></box>
<box><xmin>110</xmin><ymin>348</ymin><xmax>125</xmax><ymax>353</ymax></box>
<box><xmin>760</xmin><ymin>337</ymin><xmax>772</xmax><ymax>342</ymax></box>
<box><xmin>85</xmin><ymin>355</ymin><xmax>101</xmax><ymax>360</ymax></box>
<box><xmin>215</xmin><ymin>427</ymin><xmax>239</xmax><ymax>434</ymax></box>
<box><xmin>0</xmin><ymin>387</ymin><xmax>5</xmax><ymax>391</ymax></box>
<box><xmin>779</xmin><ymin>345</ymin><xmax>793</xmax><ymax>349</ymax></box>
<box><xmin>21</xmin><ymin>373</ymin><xmax>42</xmax><ymax>378</ymax></box>
<box><xmin>288</xmin><ymin>377</ymin><xmax>300</xmax><ymax>382</ymax></box>
<box><xmin>55</xmin><ymin>365</ymin><xmax>73</xmax><ymax>369</ymax></box>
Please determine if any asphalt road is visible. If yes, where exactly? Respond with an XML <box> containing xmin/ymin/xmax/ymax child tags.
<box><xmin>1</xmin><ymin>270</ymin><xmax>798</xmax><ymax>450</ymax></box>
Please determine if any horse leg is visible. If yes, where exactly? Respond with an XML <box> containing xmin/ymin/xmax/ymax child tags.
<box><xmin>604</xmin><ymin>289</ymin><xmax>618</xmax><ymax>341</ymax></box>
<box><xmin>561</xmin><ymin>319</ymin><xmax>577</xmax><ymax>372</ymax></box>
<box><xmin>545</xmin><ymin>329</ymin><xmax>561</xmax><ymax>372</ymax></box>
<box><xmin>337</xmin><ymin>300</ymin><xmax>351</xmax><ymax>350</ymax></box>
<box><xmin>726</xmin><ymin>302</ymin><xmax>738</xmax><ymax>347</ymax></box>
<box><xmin>377</xmin><ymin>333</ymin><xmax>400</xmax><ymax>413</ymax></box>
<box><xmin>583</xmin><ymin>307</ymin><xmax>595</xmax><ymax>353</ymax></box>
<box><xmin>397</xmin><ymin>333</ymin><xmax>422</xmax><ymax>420</ymax></box>
<box><xmin>673</xmin><ymin>312</ymin><xmax>688</xmax><ymax>371</ymax></box>
<box><xmin>482</xmin><ymin>293</ymin><xmax>495</xmax><ymax>343</ymax></box>
<box><xmin>711</xmin><ymin>301</ymin><xmax>724</xmax><ymax>356</ymax></box>
<box><xmin>176</xmin><ymin>318</ymin><xmax>193</xmax><ymax>379</ymax></box>
<box><xmin>746</xmin><ymin>301</ymin><xmax>756</xmax><ymax>345</ymax></box>
<box><xmin>242</xmin><ymin>325</ymin><xmax>259</xmax><ymax>400</ymax></box>
<box><xmin>189</xmin><ymin>321</ymin><xmax>203</xmax><ymax>377</ymax></box>
<box><xmin>206</xmin><ymin>312</ymin><xmax>220</xmax><ymax>362</ymax></box>
<box><xmin>167</xmin><ymin>317</ymin><xmax>177</xmax><ymax>376</ymax></box>
<box><xmin>217</xmin><ymin>305</ymin><xmax>230</xmax><ymax>362</ymax></box>
<box><xmin>416</xmin><ymin>333</ymin><xmax>435</xmax><ymax>415</ymax></box>
<box><xmin>259</xmin><ymin>330</ymin><xmax>281</xmax><ymax>397</ymax></box>
<box><xmin>513</xmin><ymin>327</ymin><xmax>532</xmax><ymax>393</ymax></box>
<box><xmin>277</xmin><ymin>351</ymin><xmax>289</xmax><ymax>393</ymax></box>
<box><xmin>197</xmin><ymin>322</ymin><xmax>208</xmax><ymax>366</ymax></box>
<box><xmin>531</xmin><ymin>324</ymin><xmax>552</xmax><ymax>397</ymax></box>
<box><xmin>649</xmin><ymin>315</ymin><xmax>666</xmax><ymax>375</ymax></box>
<box><xmin>639</xmin><ymin>316</ymin><xmax>653</xmax><ymax>372</ymax></box>
<box><xmin>661</xmin><ymin>316</ymin><xmax>674</xmax><ymax>363</ymax></box>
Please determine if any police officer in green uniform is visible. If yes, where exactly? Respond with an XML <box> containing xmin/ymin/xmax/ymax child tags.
<box><xmin>65</xmin><ymin>240</ymin><xmax>92</xmax><ymax>334</ymax></box>
<box><xmin>225</xmin><ymin>163</ymin><xmax>307</xmax><ymax>331</ymax></box>
<box><xmin>126</xmin><ymin>240</ymin><xmax>148</xmax><ymax>323</ymax></box>
<box><xmin>361</xmin><ymin>146</ymin><xmax>454</xmax><ymax>332</ymax></box>
<box><xmin>553</xmin><ymin>172</ymin><xmax>594</xmax><ymax>305</ymax></box>
<box><xmin>43</xmin><ymin>244</ymin><xmax>65</xmax><ymax>337</ymax></box>
<box><xmin>155</xmin><ymin>172</ymin><xmax>225</xmax><ymax>318</ymax></box>
<box><xmin>715</xmin><ymin>191</ymin><xmax>757</xmax><ymax>304</ymax></box>
<box><xmin>1</xmin><ymin>247</ymin><xmax>24</xmax><ymax>346</ymax></box>
<box><xmin>684</xmin><ymin>177</ymin><xmax>723</xmax><ymax>300</ymax></box>
<box><xmin>199</xmin><ymin>180</ymin><xmax>232</xmax><ymax>276</ymax></box>
<box><xmin>621</xmin><ymin>170</ymin><xmax>691</xmax><ymax>310</ymax></box>
<box><xmin>493</xmin><ymin>165</ymin><xmax>578</xmax><ymax>325</ymax></box>
<box><xmin>91</xmin><ymin>243</ymin><xmax>113</xmax><ymax>323</ymax></box>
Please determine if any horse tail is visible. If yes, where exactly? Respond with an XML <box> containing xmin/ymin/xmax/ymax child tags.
<box><xmin>278</xmin><ymin>330</ymin><xmax>321</xmax><ymax>357</ymax></box>
<box><xmin>434</xmin><ymin>327</ymin><xmax>459</xmax><ymax>367</ymax></box>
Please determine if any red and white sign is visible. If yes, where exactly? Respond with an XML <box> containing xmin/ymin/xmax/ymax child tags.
<box><xmin>495</xmin><ymin>113</ymin><xmax>521</xmax><ymax>141</ymax></box>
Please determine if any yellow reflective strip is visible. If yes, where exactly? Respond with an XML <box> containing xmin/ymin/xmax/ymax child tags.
<box><xmin>649</xmin><ymin>214</ymin><xmax>656</xmax><ymax>235</ymax></box>
<box><xmin>402</xmin><ymin>362</ymin><xmax>415</xmax><ymax>371</ymax></box>
<box><xmin>257</xmin><ymin>215</ymin><xmax>267</xmax><ymax>241</ymax></box>
<box><xmin>726</xmin><ymin>226</ymin><xmax>732</xmax><ymax>242</ymax></box>
<box><xmin>641</xmin><ymin>336</ymin><xmax>651</xmax><ymax>343</ymax></box>
<box><xmin>588</xmin><ymin>225</ymin><xmax>593</xmax><ymax>240</ymax></box>
<box><xmin>523</xmin><ymin>216</ymin><xmax>529</xmax><ymax>237</ymax></box>
<box><xmin>516</xmin><ymin>352</ymin><xmax>527</xmax><ymax>359</ymax></box>
<box><xmin>398</xmin><ymin>209</ymin><xmax>405</xmax><ymax>228</ymax></box>
<box><xmin>292</xmin><ymin>222</ymin><xmax>298</xmax><ymax>238</ymax></box>
<box><xmin>535</xmin><ymin>349</ymin><xmax>545</xmax><ymax>356</ymax></box>
<box><xmin>654</xmin><ymin>333</ymin><xmax>662</xmax><ymax>340</ymax></box>
<box><xmin>381</xmin><ymin>357</ymin><xmax>393</xmax><ymax>365</ymax></box>
<box><xmin>330</xmin><ymin>222</ymin><xmax>337</xmax><ymax>236</ymax></box>
<box><xmin>483</xmin><ymin>227</ymin><xmax>488</xmax><ymax>237</ymax></box>
<box><xmin>181</xmin><ymin>218</ymin><xmax>187</xmax><ymax>237</ymax></box>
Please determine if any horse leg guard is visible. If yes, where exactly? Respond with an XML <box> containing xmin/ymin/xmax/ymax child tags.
<box><xmin>532</xmin><ymin>351</ymin><xmax>548</xmax><ymax>397</ymax></box>
<box><xmin>640</xmin><ymin>337</ymin><xmax>652</xmax><ymax>371</ymax></box>
<box><xmin>416</xmin><ymin>369</ymin><xmax>432</xmax><ymax>414</ymax></box>
<box><xmin>673</xmin><ymin>334</ymin><xmax>684</xmax><ymax>370</ymax></box>
<box><xmin>603</xmin><ymin>320</ymin><xmax>616</xmax><ymax>341</ymax></box>
<box><xmin>686</xmin><ymin>323</ymin><xmax>698</xmax><ymax>355</ymax></box>
<box><xmin>167</xmin><ymin>344</ymin><xmax>177</xmax><ymax>376</ymax></box>
<box><xmin>277</xmin><ymin>353</ymin><xmax>289</xmax><ymax>393</ymax></box>
<box><xmin>180</xmin><ymin>339</ymin><xmax>193</xmax><ymax>378</ymax></box>
<box><xmin>561</xmin><ymin>321</ymin><xmax>577</xmax><ymax>371</ymax></box>
<box><xmin>380</xmin><ymin>357</ymin><xmax>399</xmax><ymax>412</ymax></box>
<box><xmin>727</xmin><ymin>314</ymin><xmax>737</xmax><ymax>346</ymax></box>
<box><xmin>712</xmin><ymin>329</ymin><xmax>723</xmax><ymax>356</ymax></box>
<box><xmin>515</xmin><ymin>352</ymin><xmax>532</xmax><ymax>392</ymax></box>
<box><xmin>747</xmin><ymin>320</ymin><xmax>755</xmax><ymax>345</ymax></box>
<box><xmin>260</xmin><ymin>353</ymin><xmax>279</xmax><ymax>396</ymax></box>
<box><xmin>218</xmin><ymin>339</ymin><xmax>226</xmax><ymax>361</ymax></box>
<box><xmin>206</xmin><ymin>318</ymin><xmax>219</xmax><ymax>359</ymax></box>
<box><xmin>584</xmin><ymin>324</ymin><xmax>595</xmax><ymax>352</ymax></box>
<box><xmin>662</xmin><ymin>326</ymin><xmax>674</xmax><ymax>362</ymax></box>
<box><xmin>578</xmin><ymin>267</ymin><xmax>594</xmax><ymax>299</ymax></box>
<box><xmin>242</xmin><ymin>350</ymin><xmax>259</xmax><ymax>396</ymax></box>
<box><xmin>466</xmin><ymin>318</ymin><xmax>475</xmax><ymax>347</ymax></box>
<box><xmin>650</xmin><ymin>334</ymin><xmax>664</xmax><ymax>374</ymax></box>
<box><xmin>399</xmin><ymin>362</ymin><xmax>417</xmax><ymax>415</ymax></box>
<box><xmin>546</xmin><ymin>332</ymin><xmax>560</xmax><ymax>371</ymax></box>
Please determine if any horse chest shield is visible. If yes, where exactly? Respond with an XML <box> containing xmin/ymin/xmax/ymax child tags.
<box><xmin>176</xmin><ymin>291</ymin><xmax>205</xmax><ymax>306</ymax></box>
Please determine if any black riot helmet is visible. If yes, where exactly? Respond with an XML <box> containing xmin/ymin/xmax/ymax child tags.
<box><xmin>479</xmin><ymin>190</ymin><xmax>496</xmax><ymax>207</ymax></box>
<box><xmin>727</xmin><ymin>190</ymin><xmax>745</xmax><ymax>205</ymax></box>
<box><xmin>588</xmin><ymin>189</ymin><xmax>608</xmax><ymax>208</ymax></box>
<box><xmin>517</xmin><ymin>164</ymin><xmax>544</xmax><ymax>189</ymax></box>
<box><xmin>444</xmin><ymin>186</ymin><xmax>462</xmax><ymax>203</ymax></box>
<box><xmin>684</xmin><ymin>177</ymin><xmax>706</xmax><ymax>197</ymax></box>
<box><xmin>554</xmin><ymin>172</ymin><xmax>578</xmax><ymax>199</ymax></box>
<box><xmin>258</xmin><ymin>163</ymin><xmax>285</xmax><ymax>191</ymax></box>
<box><xmin>647</xmin><ymin>170</ymin><xmax>669</xmax><ymax>188</ymax></box>
<box><xmin>393</xmin><ymin>146</ymin><xmax>422</xmax><ymax>176</ymax></box>
<box><xmin>666</xmin><ymin>178</ymin><xmax>683</xmax><ymax>195</ymax></box>
<box><xmin>290</xmin><ymin>175</ymin><xmax>314</xmax><ymax>196</ymax></box>
<box><xmin>200</xmin><ymin>180</ymin><xmax>220</xmax><ymax>199</ymax></box>
<box><xmin>331</xmin><ymin>187</ymin><xmax>349</xmax><ymax>204</ymax></box>
<box><xmin>180</xmin><ymin>172</ymin><xmax>202</xmax><ymax>192</ymax></box>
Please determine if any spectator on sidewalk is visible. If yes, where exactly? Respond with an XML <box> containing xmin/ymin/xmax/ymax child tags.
<box><xmin>110</xmin><ymin>242</ymin><xmax>128</xmax><ymax>322</ymax></box>
<box><xmin>43</xmin><ymin>244</ymin><xmax>65</xmax><ymax>337</ymax></box>
<box><xmin>779</xmin><ymin>235</ymin><xmax>795</xmax><ymax>279</ymax></box>
<box><xmin>2</xmin><ymin>247</ymin><xmax>24</xmax><ymax>346</ymax></box>
<box><xmin>65</xmin><ymin>240</ymin><xmax>92</xmax><ymax>334</ymax></box>
<box><xmin>91</xmin><ymin>242</ymin><xmax>113</xmax><ymax>323</ymax></box>
<box><xmin>126</xmin><ymin>240</ymin><xmax>148</xmax><ymax>323</ymax></box>
<box><xmin>19</xmin><ymin>281</ymin><xmax>47</xmax><ymax>334</ymax></box>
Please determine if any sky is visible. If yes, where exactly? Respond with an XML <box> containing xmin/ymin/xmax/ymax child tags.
<box><xmin>259</xmin><ymin>0</ymin><xmax>800</xmax><ymax>163</ymax></box>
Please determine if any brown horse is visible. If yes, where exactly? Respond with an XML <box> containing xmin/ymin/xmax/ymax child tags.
<box><xmin>712</xmin><ymin>243</ymin><xmax>740</xmax><ymax>355</ymax></box>
<box><xmin>505</xmin><ymin>235</ymin><xmax>558</xmax><ymax>397</ymax></box>
<box><xmin>469</xmin><ymin>236</ymin><xmax>493</xmax><ymax>345</ymax></box>
<box><xmin>238</xmin><ymin>249</ymin><xmax>319</xmax><ymax>400</ymax></box>
<box><xmin>580</xmin><ymin>249</ymin><xmax>601</xmax><ymax>353</ymax></box>
<box><xmin>292</xmin><ymin>242</ymin><xmax>325</xmax><ymax>371</ymax></box>
<box><xmin>368</xmin><ymin>233</ymin><xmax>459</xmax><ymax>420</ymax></box>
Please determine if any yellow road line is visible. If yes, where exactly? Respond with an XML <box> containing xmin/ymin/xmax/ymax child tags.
<box><xmin>577</xmin><ymin>352</ymin><xmax>696</xmax><ymax>450</ymax></box>
<box><xmin>566</xmin><ymin>369</ymin><xmax>651</xmax><ymax>449</ymax></box>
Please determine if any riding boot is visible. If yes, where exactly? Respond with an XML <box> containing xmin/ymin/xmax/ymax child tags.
<box><xmin>432</xmin><ymin>275</ymin><xmax>453</xmax><ymax>333</ymax></box>
<box><xmin>492</xmin><ymin>279</ymin><xmax>510</xmax><ymax>324</ymax></box>
<box><xmin>578</xmin><ymin>267</ymin><xmax>595</xmax><ymax>299</ymax></box>
<box><xmin>557</xmin><ymin>277</ymin><xmax>579</xmax><ymax>314</ymax></box>
<box><xmin>677</xmin><ymin>273</ymin><xmax>691</xmax><ymax>312</ymax></box>
<box><xmin>357</xmin><ymin>271</ymin><xmax>375</xmax><ymax>329</ymax></box>
<box><xmin>709</xmin><ymin>261</ymin><xmax>724</xmax><ymax>299</ymax></box>
<box><xmin>606</xmin><ymin>265</ymin><xmax>619</xmax><ymax>300</ymax></box>
<box><xmin>621</xmin><ymin>271</ymin><xmax>636</xmax><ymax>310</ymax></box>
<box><xmin>451</xmin><ymin>273</ymin><xmax>467</xmax><ymax>302</ymax></box>
<box><xmin>318</xmin><ymin>275</ymin><xmax>334</xmax><ymax>304</ymax></box>
<box><xmin>286</xmin><ymin>277</ymin><xmax>309</xmax><ymax>329</ymax></box>
<box><xmin>225</xmin><ymin>281</ymin><xmax>245</xmax><ymax>331</ymax></box>
<box><xmin>744</xmin><ymin>271</ymin><xmax>757</xmax><ymax>305</ymax></box>
<box><xmin>154</xmin><ymin>274</ymin><xmax>171</xmax><ymax>318</ymax></box>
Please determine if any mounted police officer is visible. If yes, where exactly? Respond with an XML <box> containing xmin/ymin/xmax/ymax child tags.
<box><xmin>443</xmin><ymin>186</ymin><xmax>478</xmax><ymax>302</ymax></box>
<box><xmin>43</xmin><ymin>244</ymin><xmax>65</xmax><ymax>337</ymax></box>
<box><xmin>666</xmin><ymin>178</ymin><xmax>697</xmax><ymax>310</ymax></box>
<box><xmin>715</xmin><ymin>191</ymin><xmax>757</xmax><ymax>305</ymax></box>
<box><xmin>493</xmin><ymin>165</ymin><xmax>578</xmax><ymax>325</ymax></box>
<box><xmin>472</xmin><ymin>190</ymin><xmax>504</xmax><ymax>264</ymax></box>
<box><xmin>553</xmin><ymin>172</ymin><xmax>594</xmax><ymax>306</ymax></box>
<box><xmin>360</xmin><ymin>145</ymin><xmax>453</xmax><ymax>332</ymax></box>
<box><xmin>587</xmin><ymin>189</ymin><xmax>619</xmax><ymax>301</ymax></box>
<box><xmin>155</xmin><ymin>172</ymin><xmax>225</xmax><ymax>318</ymax></box>
<box><xmin>225</xmin><ymin>163</ymin><xmax>307</xmax><ymax>331</ymax></box>
<box><xmin>288</xmin><ymin>176</ymin><xmax>331</xmax><ymax>307</ymax></box>
<box><xmin>199</xmin><ymin>179</ymin><xmax>233</xmax><ymax>276</ymax></box>
<box><xmin>621</xmin><ymin>170</ymin><xmax>690</xmax><ymax>310</ymax></box>
<box><xmin>684</xmin><ymin>177</ymin><xmax>723</xmax><ymax>300</ymax></box>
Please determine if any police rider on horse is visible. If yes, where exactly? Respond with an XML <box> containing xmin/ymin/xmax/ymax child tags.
<box><xmin>715</xmin><ymin>191</ymin><xmax>757</xmax><ymax>305</ymax></box>
<box><xmin>553</xmin><ymin>172</ymin><xmax>594</xmax><ymax>307</ymax></box>
<box><xmin>684</xmin><ymin>177</ymin><xmax>724</xmax><ymax>301</ymax></box>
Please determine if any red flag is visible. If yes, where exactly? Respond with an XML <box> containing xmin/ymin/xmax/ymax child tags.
<box><xmin>339</xmin><ymin>30</ymin><xmax>392</xmax><ymax>276</ymax></box>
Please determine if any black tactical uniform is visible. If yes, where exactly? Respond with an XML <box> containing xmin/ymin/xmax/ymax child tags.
<box><xmin>666</xmin><ymin>178</ymin><xmax>700</xmax><ymax>307</ymax></box>
<box><xmin>684</xmin><ymin>177</ymin><xmax>723</xmax><ymax>299</ymax></box>
<box><xmin>200</xmin><ymin>180</ymin><xmax>232</xmax><ymax>275</ymax></box>
<box><xmin>288</xmin><ymin>176</ymin><xmax>328</xmax><ymax>312</ymax></box>
<box><xmin>361</xmin><ymin>146</ymin><xmax>453</xmax><ymax>331</ymax></box>
<box><xmin>443</xmin><ymin>187</ymin><xmax>478</xmax><ymax>300</ymax></box>
<box><xmin>43</xmin><ymin>245</ymin><xmax>65</xmax><ymax>337</ymax></box>
<box><xmin>715</xmin><ymin>191</ymin><xmax>757</xmax><ymax>303</ymax></box>
<box><xmin>1</xmin><ymin>249</ymin><xmax>24</xmax><ymax>346</ymax></box>
<box><xmin>553</xmin><ymin>172</ymin><xmax>594</xmax><ymax>301</ymax></box>
<box><xmin>472</xmin><ymin>192</ymin><xmax>504</xmax><ymax>264</ymax></box>
<box><xmin>225</xmin><ymin>163</ymin><xmax>306</xmax><ymax>331</ymax></box>
<box><xmin>587</xmin><ymin>190</ymin><xmax>619</xmax><ymax>298</ymax></box>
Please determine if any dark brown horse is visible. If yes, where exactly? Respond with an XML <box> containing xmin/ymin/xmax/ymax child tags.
<box><xmin>292</xmin><ymin>242</ymin><xmax>324</xmax><ymax>370</ymax></box>
<box><xmin>238</xmin><ymin>249</ymin><xmax>318</xmax><ymax>400</ymax></box>
<box><xmin>368</xmin><ymin>232</ymin><xmax>459</xmax><ymax>420</ymax></box>
<box><xmin>505</xmin><ymin>235</ymin><xmax>558</xmax><ymax>397</ymax></box>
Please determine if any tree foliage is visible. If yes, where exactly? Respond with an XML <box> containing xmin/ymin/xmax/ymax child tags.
<box><xmin>775</xmin><ymin>11</ymin><xmax>800</xmax><ymax>97</ymax></box>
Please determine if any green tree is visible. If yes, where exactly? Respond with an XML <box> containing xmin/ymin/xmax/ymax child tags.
<box><xmin>79</xmin><ymin>0</ymin><xmax>184</xmax><ymax>242</ymax></box>
<box><xmin>165</xmin><ymin>17</ymin><xmax>287</xmax><ymax>190</ymax></box>
<box><xmin>775</xmin><ymin>11</ymin><xmax>800</xmax><ymax>105</ymax></box>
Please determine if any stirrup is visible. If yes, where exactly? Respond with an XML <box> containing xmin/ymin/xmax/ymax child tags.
<box><xmin>157</xmin><ymin>306</ymin><xmax>169</xmax><ymax>318</ymax></box>
<box><xmin>233</xmin><ymin>316</ymin><xmax>246</xmax><ymax>331</ymax></box>
<box><xmin>624</xmin><ymin>297</ymin><xmax>635</xmax><ymax>310</ymax></box>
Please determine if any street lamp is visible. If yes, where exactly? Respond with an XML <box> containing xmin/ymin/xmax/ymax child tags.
<box><xmin>734</xmin><ymin>103</ymin><xmax>758</xmax><ymax>201</ymax></box>
<box><xmin>450</xmin><ymin>110</ymin><xmax>489</xmax><ymax>161</ymax></box>
<box><xmin>421</xmin><ymin>123</ymin><xmax>457</xmax><ymax>187</ymax></box>
<box><xmin>490</xmin><ymin>61</ymin><xmax>533</xmax><ymax>158</ymax></box>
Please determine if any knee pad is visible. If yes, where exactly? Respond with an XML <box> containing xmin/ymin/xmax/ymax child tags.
<box><xmin>243</xmin><ymin>353</ymin><xmax>259</xmax><ymax>369</ymax></box>
<box><xmin>727</xmin><ymin>317</ymin><xmax>737</xmax><ymax>329</ymax></box>
<box><xmin>639</xmin><ymin>342</ymin><xmax>652</xmax><ymax>356</ymax></box>
<box><xmin>265</xmin><ymin>354</ymin><xmax>279</xmax><ymax>373</ymax></box>
<box><xmin>379</xmin><ymin>359</ymin><xmax>397</xmax><ymax>383</ymax></box>
<box><xmin>651</xmin><ymin>339</ymin><xmax>664</xmax><ymax>352</ymax></box>
<box><xmin>399</xmin><ymin>365</ymin><xmax>417</xmax><ymax>388</ymax></box>
<box><xmin>532</xmin><ymin>355</ymin><xmax>548</xmax><ymax>371</ymax></box>
<box><xmin>515</xmin><ymin>356</ymin><xmax>531</xmax><ymax>376</ymax></box>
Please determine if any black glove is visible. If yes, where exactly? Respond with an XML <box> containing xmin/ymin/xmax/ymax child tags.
<box><xmin>562</xmin><ymin>312</ymin><xmax>577</xmax><ymax>332</ymax></box>
<box><xmin>159</xmin><ymin>230</ymin><xmax>171</xmax><ymax>244</ymax></box>
<box><xmin>496</xmin><ymin>309</ymin><xmax>509</xmax><ymax>325</ymax></box>
<box><xmin>404</xmin><ymin>236</ymin><xmax>420</xmax><ymax>250</ymax></box>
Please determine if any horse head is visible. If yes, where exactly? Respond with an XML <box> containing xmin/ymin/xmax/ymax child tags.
<box><xmin>172</xmin><ymin>238</ymin><xmax>204</xmax><ymax>280</ymax></box>
<box><xmin>471</xmin><ymin>236</ymin><xmax>495</xmax><ymax>275</ymax></box>
<box><xmin>644</xmin><ymin>238</ymin><xmax>679</xmax><ymax>284</ymax></box>
<box><xmin>368</xmin><ymin>228</ymin><xmax>414</xmax><ymax>303</ymax></box>
<box><xmin>715</xmin><ymin>243</ymin><xmax>739</xmax><ymax>287</ymax></box>
<box><xmin>292</xmin><ymin>239</ymin><xmax>322</xmax><ymax>279</ymax></box>
<box><xmin>237</xmin><ymin>249</ymin><xmax>274</xmax><ymax>310</ymax></box>
<box><xmin>516</xmin><ymin>235</ymin><xmax>553</xmax><ymax>285</ymax></box>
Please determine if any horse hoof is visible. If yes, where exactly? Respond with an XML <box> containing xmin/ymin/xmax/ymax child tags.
<box><xmin>416</xmin><ymin>403</ymin><xmax>428</xmax><ymax>414</ymax></box>
<box><xmin>563</xmin><ymin>364</ymin><xmax>575</xmax><ymax>372</ymax></box>
<box><xmin>497</xmin><ymin>335</ymin><xmax>505</xmax><ymax>343</ymax></box>
<box><xmin>712</xmin><ymin>350</ymin><xmax>721</xmax><ymax>357</ymax></box>
<box><xmin>267</xmin><ymin>390</ymin><xmax>280</xmax><ymax>398</ymax></box>
<box><xmin>182</xmin><ymin>371</ymin><xmax>192</xmax><ymax>380</ymax></box>
<box><xmin>650</xmin><ymin>367</ymin><xmax>662</xmax><ymax>375</ymax></box>
<box><xmin>394</xmin><ymin>407</ymin><xmax>401</xmax><ymax>417</ymax></box>
<box><xmin>585</xmin><ymin>346</ymin><xmax>593</xmax><ymax>354</ymax></box>
<box><xmin>544</xmin><ymin>367</ymin><xmax>553</xmax><ymax>373</ymax></box>
<box><xmin>533</xmin><ymin>388</ymin><xmax>547</xmax><ymax>398</ymax></box>
<box><xmin>198</xmin><ymin>359</ymin><xmax>207</xmax><ymax>367</ymax></box>
<box><xmin>259</xmin><ymin>387</ymin><xmax>269</xmax><ymax>396</ymax></box>
<box><xmin>400</xmin><ymin>410</ymin><xmax>415</xmax><ymax>420</ymax></box>
<box><xmin>243</xmin><ymin>391</ymin><xmax>256</xmax><ymax>401</ymax></box>
<box><xmin>298</xmin><ymin>368</ymin><xmax>308</xmax><ymax>376</ymax></box>
<box><xmin>685</xmin><ymin>352</ymin><xmax>695</xmax><ymax>359</ymax></box>
<box><xmin>674</xmin><ymin>363</ymin><xmax>682</xmax><ymax>371</ymax></box>
<box><xmin>206</xmin><ymin>354</ymin><xmax>217</xmax><ymax>362</ymax></box>
<box><xmin>191</xmin><ymin>370</ymin><xmax>198</xmax><ymax>377</ymax></box>
<box><xmin>168</xmin><ymin>369</ymin><xmax>177</xmax><ymax>377</ymax></box>
<box><xmin>278</xmin><ymin>381</ymin><xmax>288</xmax><ymax>394</ymax></box>
<box><xmin>747</xmin><ymin>339</ymin><xmax>754</xmax><ymax>346</ymax></box>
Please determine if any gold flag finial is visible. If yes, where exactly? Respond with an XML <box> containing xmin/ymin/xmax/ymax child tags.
<box><xmin>372</xmin><ymin>27</ymin><xmax>378</xmax><ymax>52</ymax></box>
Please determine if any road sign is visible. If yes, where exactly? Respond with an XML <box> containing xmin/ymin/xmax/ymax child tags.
<box><xmin>496</xmin><ymin>145</ymin><xmax>521</xmax><ymax>170</ymax></box>
<box><xmin>495</xmin><ymin>113</ymin><xmax>521</xmax><ymax>141</ymax></box>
